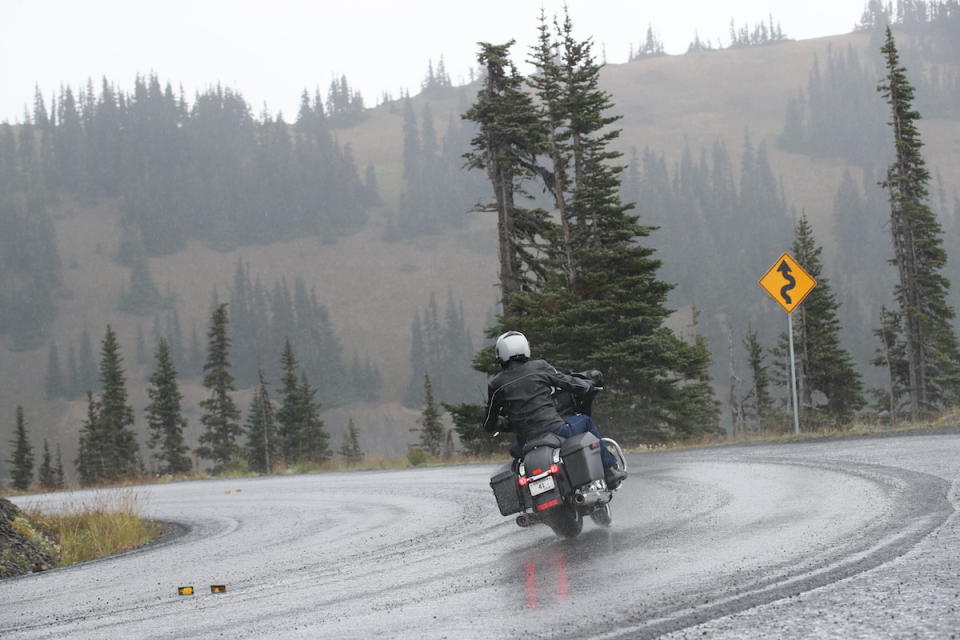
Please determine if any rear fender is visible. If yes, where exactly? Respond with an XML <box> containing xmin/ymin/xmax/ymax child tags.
<box><xmin>522</xmin><ymin>445</ymin><xmax>564</xmax><ymax>511</ymax></box>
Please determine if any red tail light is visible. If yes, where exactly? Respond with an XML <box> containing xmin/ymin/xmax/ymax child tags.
<box><xmin>548</xmin><ymin>464</ymin><xmax>560</xmax><ymax>475</ymax></box>
<box><xmin>518</xmin><ymin>476</ymin><xmax>529</xmax><ymax>486</ymax></box>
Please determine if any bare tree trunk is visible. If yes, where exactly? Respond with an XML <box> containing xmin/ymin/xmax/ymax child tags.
<box><xmin>548</xmin><ymin>132</ymin><xmax>577</xmax><ymax>293</ymax></box>
<box><xmin>488</xmin><ymin>146</ymin><xmax>520</xmax><ymax>310</ymax></box>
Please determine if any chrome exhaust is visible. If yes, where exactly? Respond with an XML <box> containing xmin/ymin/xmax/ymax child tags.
<box><xmin>574</xmin><ymin>491</ymin><xmax>611</xmax><ymax>507</ymax></box>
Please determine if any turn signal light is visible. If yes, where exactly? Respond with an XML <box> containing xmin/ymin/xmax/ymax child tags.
<box><xmin>548</xmin><ymin>464</ymin><xmax>560</xmax><ymax>475</ymax></box>
<box><xmin>518</xmin><ymin>476</ymin><xmax>529</xmax><ymax>486</ymax></box>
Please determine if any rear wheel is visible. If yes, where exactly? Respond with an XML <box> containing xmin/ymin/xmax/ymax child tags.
<box><xmin>589</xmin><ymin>503</ymin><xmax>612</xmax><ymax>527</ymax></box>
<box><xmin>543</xmin><ymin>506</ymin><xmax>583</xmax><ymax>538</ymax></box>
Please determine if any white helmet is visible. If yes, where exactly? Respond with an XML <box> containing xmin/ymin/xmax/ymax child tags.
<box><xmin>495</xmin><ymin>331</ymin><xmax>530</xmax><ymax>364</ymax></box>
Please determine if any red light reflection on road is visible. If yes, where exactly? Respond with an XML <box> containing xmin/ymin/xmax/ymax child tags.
<box><xmin>523</xmin><ymin>547</ymin><xmax>570</xmax><ymax>609</ymax></box>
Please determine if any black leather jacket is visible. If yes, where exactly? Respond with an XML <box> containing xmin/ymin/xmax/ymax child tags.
<box><xmin>482</xmin><ymin>358</ymin><xmax>592</xmax><ymax>444</ymax></box>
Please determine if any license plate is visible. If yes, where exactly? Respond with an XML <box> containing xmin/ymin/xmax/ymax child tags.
<box><xmin>528</xmin><ymin>476</ymin><xmax>555</xmax><ymax>496</ymax></box>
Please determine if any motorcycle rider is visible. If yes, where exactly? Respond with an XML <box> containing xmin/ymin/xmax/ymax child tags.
<box><xmin>482</xmin><ymin>331</ymin><xmax>627</xmax><ymax>489</ymax></box>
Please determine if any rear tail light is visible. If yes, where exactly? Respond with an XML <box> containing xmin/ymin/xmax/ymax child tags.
<box><xmin>536</xmin><ymin>499</ymin><xmax>560</xmax><ymax>511</ymax></box>
<box><xmin>518</xmin><ymin>476</ymin><xmax>529</xmax><ymax>486</ymax></box>
<box><xmin>548</xmin><ymin>464</ymin><xmax>560</xmax><ymax>475</ymax></box>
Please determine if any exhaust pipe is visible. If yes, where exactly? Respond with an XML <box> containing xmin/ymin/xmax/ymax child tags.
<box><xmin>574</xmin><ymin>491</ymin><xmax>610</xmax><ymax>507</ymax></box>
<box><xmin>516</xmin><ymin>514</ymin><xmax>532</xmax><ymax>527</ymax></box>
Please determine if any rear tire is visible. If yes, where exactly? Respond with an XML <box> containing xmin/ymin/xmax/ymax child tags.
<box><xmin>589</xmin><ymin>503</ymin><xmax>612</xmax><ymax>527</ymax></box>
<box><xmin>544</xmin><ymin>507</ymin><xmax>583</xmax><ymax>538</ymax></box>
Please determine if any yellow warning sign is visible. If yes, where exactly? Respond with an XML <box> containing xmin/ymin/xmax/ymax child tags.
<box><xmin>758</xmin><ymin>252</ymin><xmax>817</xmax><ymax>314</ymax></box>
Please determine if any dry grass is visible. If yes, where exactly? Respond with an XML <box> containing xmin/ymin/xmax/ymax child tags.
<box><xmin>24</xmin><ymin>489</ymin><xmax>161</xmax><ymax>567</ymax></box>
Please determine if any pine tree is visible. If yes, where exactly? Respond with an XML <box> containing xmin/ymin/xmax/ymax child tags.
<box><xmin>276</xmin><ymin>339</ymin><xmax>301</xmax><ymax>463</ymax></box>
<box><xmin>245</xmin><ymin>370</ymin><xmax>276</xmax><ymax>474</ymax></box>
<box><xmin>7</xmin><ymin>406</ymin><xmax>34</xmax><ymax>491</ymax></box>
<box><xmin>463</xmin><ymin>40</ymin><xmax>551</xmax><ymax>309</ymax></box>
<box><xmin>445</xmin><ymin>402</ymin><xmax>497</xmax><ymax>456</ymax></box>
<box><xmin>145</xmin><ymin>338</ymin><xmax>191</xmax><ymax>475</ymax></box>
<box><xmin>338</xmin><ymin>418</ymin><xmax>364</xmax><ymax>466</ymax></box>
<box><xmin>296</xmin><ymin>372</ymin><xmax>330</xmax><ymax>464</ymax></box>
<box><xmin>743</xmin><ymin>328</ymin><xmax>774</xmax><ymax>430</ymax></box>
<box><xmin>38</xmin><ymin>439</ymin><xmax>56</xmax><ymax>490</ymax></box>
<box><xmin>417</xmin><ymin>375</ymin><xmax>445</xmax><ymax>457</ymax></box>
<box><xmin>75</xmin><ymin>392</ymin><xmax>103</xmax><ymax>485</ymax></box>
<box><xmin>879</xmin><ymin>27</ymin><xmax>960</xmax><ymax>418</ymax></box>
<box><xmin>479</xmin><ymin>11</ymin><xmax>721</xmax><ymax>444</ymax></box>
<box><xmin>772</xmin><ymin>214</ymin><xmax>865</xmax><ymax>427</ymax></box>
<box><xmin>54</xmin><ymin>444</ymin><xmax>65</xmax><ymax>489</ymax></box>
<box><xmin>119</xmin><ymin>255</ymin><xmax>162</xmax><ymax>315</ymax></box>
<box><xmin>96</xmin><ymin>325</ymin><xmax>139</xmax><ymax>480</ymax></box>
<box><xmin>196</xmin><ymin>303</ymin><xmax>242</xmax><ymax>473</ymax></box>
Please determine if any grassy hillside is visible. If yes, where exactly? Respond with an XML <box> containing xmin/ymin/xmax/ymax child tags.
<box><xmin>1</xmin><ymin>30</ymin><xmax>958</xmax><ymax>478</ymax></box>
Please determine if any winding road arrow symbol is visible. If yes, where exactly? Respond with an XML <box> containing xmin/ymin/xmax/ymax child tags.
<box><xmin>758</xmin><ymin>252</ymin><xmax>816</xmax><ymax>314</ymax></box>
<box><xmin>777</xmin><ymin>260</ymin><xmax>796</xmax><ymax>305</ymax></box>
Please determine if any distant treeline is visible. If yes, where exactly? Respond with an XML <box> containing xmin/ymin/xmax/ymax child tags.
<box><xmin>388</xmin><ymin>96</ymin><xmax>487</xmax><ymax>239</ymax></box>
<box><xmin>405</xmin><ymin>291</ymin><xmax>484</xmax><ymax>408</ymax></box>
<box><xmin>0</xmin><ymin>74</ymin><xmax>382</xmax><ymax>350</ymax></box>
<box><xmin>781</xmin><ymin>2</ymin><xmax>960</xmax><ymax>164</ymax></box>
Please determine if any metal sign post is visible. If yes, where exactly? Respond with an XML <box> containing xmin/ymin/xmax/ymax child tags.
<box><xmin>758</xmin><ymin>253</ymin><xmax>817</xmax><ymax>435</ymax></box>
<box><xmin>787</xmin><ymin>313</ymin><xmax>800</xmax><ymax>435</ymax></box>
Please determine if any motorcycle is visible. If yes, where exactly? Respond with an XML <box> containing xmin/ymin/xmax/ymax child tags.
<box><xmin>488</xmin><ymin>371</ymin><xmax>627</xmax><ymax>538</ymax></box>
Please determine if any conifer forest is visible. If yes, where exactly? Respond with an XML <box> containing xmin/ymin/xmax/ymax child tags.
<box><xmin>2</xmin><ymin>1</ymin><xmax>960</xmax><ymax>486</ymax></box>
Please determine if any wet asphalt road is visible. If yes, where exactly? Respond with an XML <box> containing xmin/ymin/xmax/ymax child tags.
<box><xmin>2</xmin><ymin>433</ymin><xmax>959</xmax><ymax>639</ymax></box>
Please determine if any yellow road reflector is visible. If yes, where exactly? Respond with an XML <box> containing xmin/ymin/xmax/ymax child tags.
<box><xmin>178</xmin><ymin>586</ymin><xmax>194</xmax><ymax>596</ymax></box>
<box><xmin>234</xmin><ymin>489</ymin><xmax>241</xmax><ymax>493</ymax></box>
<box><xmin>210</xmin><ymin>584</ymin><xmax>227</xmax><ymax>593</ymax></box>
<box><xmin>224</xmin><ymin>490</ymin><xmax>231</xmax><ymax>494</ymax></box>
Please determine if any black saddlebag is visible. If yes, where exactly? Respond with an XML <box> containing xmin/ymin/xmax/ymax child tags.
<box><xmin>490</xmin><ymin>465</ymin><xmax>522</xmax><ymax>515</ymax></box>
<box><xmin>560</xmin><ymin>432</ymin><xmax>604</xmax><ymax>488</ymax></box>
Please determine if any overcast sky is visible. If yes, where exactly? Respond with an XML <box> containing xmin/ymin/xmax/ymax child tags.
<box><xmin>0</xmin><ymin>0</ymin><xmax>870</xmax><ymax>123</ymax></box>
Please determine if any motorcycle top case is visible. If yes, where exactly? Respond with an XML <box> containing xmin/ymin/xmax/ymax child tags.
<box><xmin>560</xmin><ymin>432</ymin><xmax>604</xmax><ymax>488</ymax></box>
<box><xmin>490</xmin><ymin>464</ymin><xmax>523</xmax><ymax>516</ymax></box>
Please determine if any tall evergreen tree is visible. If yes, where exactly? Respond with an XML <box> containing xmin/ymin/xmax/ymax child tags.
<box><xmin>7</xmin><ymin>406</ymin><xmax>34</xmax><ymax>491</ymax></box>
<box><xmin>471</xmin><ymin>12</ymin><xmax>721</xmax><ymax>444</ymax></box>
<box><xmin>463</xmin><ymin>41</ymin><xmax>551</xmax><ymax>309</ymax></box>
<box><xmin>96</xmin><ymin>325</ymin><xmax>140</xmax><ymax>480</ymax></box>
<box><xmin>196</xmin><ymin>303</ymin><xmax>242</xmax><ymax>472</ymax></box>
<box><xmin>75</xmin><ymin>392</ymin><xmax>103</xmax><ymax>485</ymax></box>
<box><xmin>245</xmin><ymin>370</ymin><xmax>276</xmax><ymax>474</ymax></box>
<box><xmin>54</xmin><ymin>443</ymin><xmax>65</xmax><ymax>489</ymax></box>
<box><xmin>338</xmin><ymin>418</ymin><xmax>364</xmax><ymax>465</ymax></box>
<box><xmin>276</xmin><ymin>339</ymin><xmax>301</xmax><ymax>463</ymax></box>
<box><xmin>743</xmin><ymin>328</ymin><xmax>774</xmax><ymax>430</ymax></box>
<box><xmin>417</xmin><ymin>375</ymin><xmax>445</xmax><ymax>457</ymax></box>
<box><xmin>38</xmin><ymin>439</ymin><xmax>56</xmax><ymax>490</ymax></box>
<box><xmin>296</xmin><ymin>372</ymin><xmax>330</xmax><ymax>464</ymax></box>
<box><xmin>772</xmin><ymin>214</ymin><xmax>865</xmax><ymax>427</ymax></box>
<box><xmin>878</xmin><ymin>27</ymin><xmax>960</xmax><ymax>418</ymax></box>
<box><xmin>145</xmin><ymin>338</ymin><xmax>191</xmax><ymax>475</ymax></box>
